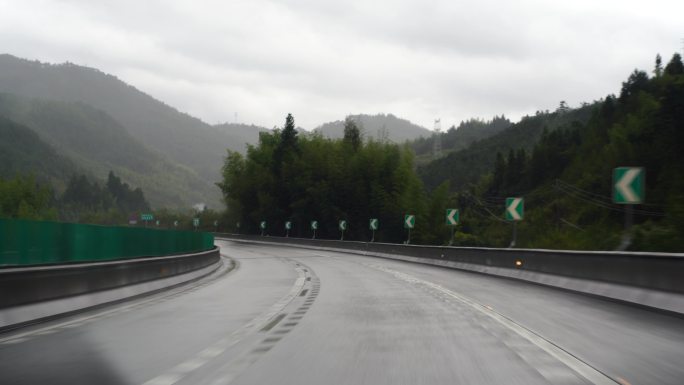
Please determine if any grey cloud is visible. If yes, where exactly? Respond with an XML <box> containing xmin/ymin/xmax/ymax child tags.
<box><xmin>0</xmin><ymin>0</ymin><xmax>682</xmax><ymax>130</ymax></box>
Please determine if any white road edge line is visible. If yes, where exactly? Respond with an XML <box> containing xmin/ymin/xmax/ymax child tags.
<box><xmin>372</xmin><ymin>264</ymin><xmax>618</xmax><ymax>385</ymax></box>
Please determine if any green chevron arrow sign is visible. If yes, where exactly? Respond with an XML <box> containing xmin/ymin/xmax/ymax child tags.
<box><xmin>285</xmin><ymin>221</ymin><xmax>292</xmax><ymax>230</ymax></box>
<box><xmin>446</xmin><ymin>209</ymin><xmax>459</xmax><ymax>225</ymax></box>
<box><xmin>369</xmin><ymin>218</ymin><xmax>379</xmax><ymax>230</ymax></box>
<box><xmin>260</xmin><ymin>221</ymin><xmax>267</xmax><ymax>230</ymax></box>
<box><xmin>311</xmin><ymin>220</ymin><xmax>318</xmax><ymax>230</ymax></box>
<box><xmin>613</xmin><ymin>167</ymin><xmax>644</xmax><ymax>204</ymax></box>
<box><xmin>339</xmin><ymin>220</ymin><xmax>347</xmax><ymax>231</ymax></box>
<box><xmin>505</xmin><ymin>197</ymin><xmax>524</xmax><ymax>221</ymax></box>
<box><xmin>404</xmin><ymin>214</ymin><xmax>415</xmax><ymax>229</ymax></box>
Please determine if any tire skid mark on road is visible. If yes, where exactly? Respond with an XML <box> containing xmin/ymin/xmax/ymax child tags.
<box><xmin>213</xmin><ymin>259</ymin><xmax>321</xmax><ymax>385</ymax></box>
<box><xmin>143</xmin><ymin>256</ymin><xmax>321</xmax><ymax>385</ymax></box>
<box><xmin>0</xmin><ymin>256</ymin><xmax>235</xmax><ymax>346</ymax></box>
<box><xmin>365</xmin><ymin>262</ymin><xmax>618</xmax><ymax>385</ymax></box>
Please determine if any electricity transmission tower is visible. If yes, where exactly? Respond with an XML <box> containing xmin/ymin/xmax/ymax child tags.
<box><xmin>432</xmin><ymin>118</ymin><xmax>442</xmax><ymax>158</ymax></box>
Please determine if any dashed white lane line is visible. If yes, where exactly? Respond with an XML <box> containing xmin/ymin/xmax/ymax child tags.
<box><xmin>140</xmin><ymin>259</ymin><xmax>309</xmax><ymax>385</ymax></box>
<box><xmin>368</xmin><ymin>263</ymin><xmax>618</xmax><ymax>385</ymax></box>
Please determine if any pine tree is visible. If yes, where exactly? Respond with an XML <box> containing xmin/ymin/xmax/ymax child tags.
<box><xmin>343</xmin><ymin>116</ymin><xmax>362</xmax><ymax>151</ymax></box>
<box><xmin>654</xmin><ymin>54</ymin><xmax>663</xmax><ymax>77</ymax></box>
<box><xmin>664</xmin><ymin>53</ymin><xmax>684</xmax><ymax>76</ymax></box>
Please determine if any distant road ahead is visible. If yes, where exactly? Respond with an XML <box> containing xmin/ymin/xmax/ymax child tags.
<box><xmin>1</xmin><ymin>240</ymin><xmax>683</xmax><ymax>384</ymax></box>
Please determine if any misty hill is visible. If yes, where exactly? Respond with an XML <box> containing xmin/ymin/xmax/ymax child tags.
<box><xmin>411</xmin><ymin>116</ymin><xmax>512</xmax><ymax>162</ymax></box>
<box><xmin>0</xmin><ymin>93</ymin><xmax>212</xmax><ymax>208</ymax></box>
<box><xmin>0</xmin><ymin>54</ymin><xmax>261</xmax><ymax>207</ymax></box>
<box><xmin>314</xmin><ymin>114</ymin><xmax>431</xmax><ymax>142</ymax></box>
<box><xmin>0</xmin><ymin>116</ymin><xmax>77</xmax><ymax>188</ymax></box>
<box><xmin>214</xmin><ymin>122</ymin><xmax>270</xmax><ymax>146</ymax></box>
<box><xmin>418</xmin><ymin>105</ymin><xmax>595</xmax><ymax>192</ymax></box>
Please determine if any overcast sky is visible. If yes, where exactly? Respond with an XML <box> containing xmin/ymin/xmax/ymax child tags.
<box><xmin>1</xmin><ymin>0</ymin><xmax>682</xmax><ymax>130</ymax></box>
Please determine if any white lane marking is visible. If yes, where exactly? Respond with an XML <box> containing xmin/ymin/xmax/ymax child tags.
<box><xmin>0</xmin><ymin>257</ymin><xmax>233</xmax><ymax>345</ymax></box>
<box><xmin>1</xmin><ymin>337</ymin><xmax>28</xmax><ymax>345</ymax></box>
<box><xmin>369</xmin><ymin>264</ymin><xmax>617</xmax><ymax>385</ymax></box>
<box><xmin>139</xmin><ymin>259</ymin><xmax>310</xmax><ymax>385</ymax></box>
<box><xmin>143</xmin><ymin>373</ymin><xmax>184</xmax><ymax>385</ymax></box>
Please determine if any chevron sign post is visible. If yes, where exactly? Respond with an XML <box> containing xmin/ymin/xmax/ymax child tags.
<box><xmin>446</xmin><ymin>209</ymin><xmax>459</xmax><ymax>225</ymax></box>
<box><xmin>369</xmin><ymin>218</ymin><xmax>379</xmax><ymax>242</ymax></box>
<box><xmin>505</xmin><ymin>198</ymin><xmax>523</xmax><ymax>248</ymax></box>
<box><xmin>404</xmin><ymin>214</ymin><xmax>415</xmax><ymax>244</ymax></box>
<box><xmin>613</xmin><ymin>167</ymin><xmax>644</xmax><ymax>204</ymax></box>
<box><xmin>505</xmin><ymin>198</ymin><xmax>524</xmax><ymax>221</ymax></box>
<box><xmin>446</xmin><ymin>209</ymin><xmax>459</xmax><ymax>245</ymax></box>
<box><xmin>339</xmin><ymin>220</ymin><xmax>347</xmax><ymax>241</ymax></box>
<box><xmin>613</xmin><ymin>167</ymin><xmax>645</xmax><ymax>250</ymax></box>
<box><xmin>311</xmin><ymin>220</ymin><xmax>318</xmax><ymax>239</ymax></box>
<box><xmin>260</xmin><ymin>221</ymin><xmax>266</xmax><ymax>236</ymax></box>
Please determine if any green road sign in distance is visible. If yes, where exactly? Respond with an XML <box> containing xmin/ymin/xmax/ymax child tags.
<box><xmin>505</xmin><ymin>197</ymin><xmax>524</xmax><ymax>221</ymax></box>
<box><xmin>285</xmin><ymin>221</ymin><xmax>292</xmax><ymax>230</ymax></box>
<box><xmin>311</xmin><ymin>221</ymin><xmax>318</xmax><ymax>230</ymax></box>
<box><xmin>155</xmin><ymin>220</ymin><xmax>160</xmax><ymax>226</ymax></box>
<box><xmin>446</xmin><ymin>209</ymin><xmax>459</xmax><ymax>225</ymax></box>
<box><xmin>260</xmin><ymin>221</ymin><xmax>266</xmax><ymax>229</ymax></box>
<box><xmin>141</xmin><ymin>213</ymin><xmax>153</xmax><ymax>221</ymax></box>
<box><xmin>339</xmin><ymin>220</ymin><xmax>347</xmax><ymax>230</ymax></box>
<box><xmin>613</xmin><ymin>167</ymin><xmax>644</xmax><ymax>204</ymax></box>
<box><xmin>193</xmin><ymin>218</ymin><xmax>199</xmax><ymax>227</ymax></box>
<box><xmin>404</xmin><ymin>214</ymin><xmax>415</xmax><ymax>229</ymax></box>
<box><xmin>369</xmin><ymin>218</ymin><xmax>379</xmax><ymax>230</ymax></box>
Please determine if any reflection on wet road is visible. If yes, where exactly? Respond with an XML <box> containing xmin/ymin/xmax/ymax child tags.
<box><xmin>1</xmin><ymin>240</ymin><xmax>683</xmax><ymax>384</ymax></box>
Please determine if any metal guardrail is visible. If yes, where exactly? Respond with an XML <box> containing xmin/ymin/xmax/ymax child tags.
<box><xmin>0</xmin><ymin>247</ymin><xmax>220</xmax><ymax>309</ymax></box>
<box><xmin>217</xmin><ymin>234</ymin><xmax>684</xmax><ymax>295</ymax></box>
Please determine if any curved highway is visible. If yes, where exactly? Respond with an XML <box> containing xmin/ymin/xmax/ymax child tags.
<box><xmin>1</xmin><ymin>240</ymin><xmax>683</xmax><ymax>384</ymax></box>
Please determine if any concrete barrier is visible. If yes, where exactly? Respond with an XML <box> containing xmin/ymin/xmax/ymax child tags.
<box><xmin>217</xmin><ymin>234</ymin><xmax>684</xmax><ymax>315</ymax></box>
<box><xmin>0</xmin><ymin>247</ymin><xmax>221</xmax><ymax>331</ymax></box>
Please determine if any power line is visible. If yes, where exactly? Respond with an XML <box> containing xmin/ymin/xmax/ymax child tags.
<box><xmin>463</xmin><ymin>193</ymin><xmax>509</xmax><ymax>223</ymax></box>
<box><xmin>554</xmin><ymin>183</ymin><xmax>665</xmax><ymax>217</ymax></box>
<box><xmin>555</xmin><ymin>179</ymin><xmax>664</xmax><ymax>208</ymax></box>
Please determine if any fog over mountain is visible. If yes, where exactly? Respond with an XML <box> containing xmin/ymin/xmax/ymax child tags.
<box><xmin>0</xmin><ymin>55</ymin><xmax>274</xmax><ymax>208</ymax></box>
<box><xmin>315</xmin><ymin>114</ymin><xmax>431</xmax><ymax>143</ymax></box>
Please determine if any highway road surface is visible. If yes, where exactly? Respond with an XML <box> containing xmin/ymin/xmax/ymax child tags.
<box><xmin>1</xmin><ymin>239</ymin><xmax>683</xmax><ymax>384</ymax></box>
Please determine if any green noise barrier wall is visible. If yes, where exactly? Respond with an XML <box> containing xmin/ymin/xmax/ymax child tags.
<box><xmin>0</xmin><ymin>219</ymin><xmax>215</xmax><ymax>267</ymax></box>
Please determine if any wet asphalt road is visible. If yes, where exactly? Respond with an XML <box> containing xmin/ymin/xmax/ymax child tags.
<box><xmin>1</xmin><ymin>240</ymin><xmax>683</xmax><ymax>385</ymax></box>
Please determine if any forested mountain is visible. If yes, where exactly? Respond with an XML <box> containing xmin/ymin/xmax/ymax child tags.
<box><xmin>0</xmin><ymin>93</ymin><xmax>211</xmax><ymax>208</ymax></box>
<box><xmin>411</xmin><ymin>116</ymin><xmax>512</xmax><ymax>160</ymax></box>
<box><xmin>454</xmin><ymin>53</ymin><xmax>684</xmax><ymax>251</ymax></box>
<box><xmin>418</xmin><ymin>105</ymin><xmax>595</xmax><ymax>191</ymax></box>
<box><xmin>0</xmin><ymin>54</ymin><xmax>260</xmax><ymax>207</ymax></box>
<box><xmin>314</xmin><ymin>113</ymin><xmax>431</xmax><ymax>142</ymax></box>
<box><xmin>0</xmin><ymin>116</ymin><xmax>77</xmax><ymax>188</ymax></box>
<box><xmin>215</xmin><ymin>53</ymin><xmax>684</xmax><ymax>251</ymax></box>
